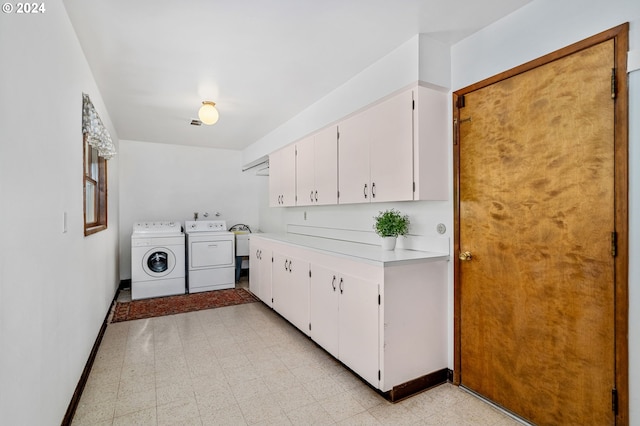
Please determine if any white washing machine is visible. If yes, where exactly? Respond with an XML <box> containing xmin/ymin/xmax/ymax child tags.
<box><xmin>185</xmin><ymin>220</ymin><xmax>235</xmax><ymax>293</ymax></box>
<box><xmin>131</xmin><ymin>221</ymin><xmax>186</xmax><ymax>300</ymax></box>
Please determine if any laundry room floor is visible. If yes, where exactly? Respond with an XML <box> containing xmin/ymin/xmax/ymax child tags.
<box><xmin>71</xmin><ymin>282</ymin><xmax>525</xmax><ymax>426</ymax></box>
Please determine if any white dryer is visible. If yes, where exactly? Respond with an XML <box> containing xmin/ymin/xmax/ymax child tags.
<box><xmin>131</xmin><ymin>221</ymin><xmax>185</xmax><ymax>300</ymax></box>
<box><xmin>185</xmin><ymin>220</ymin><xmax>235</xmax><ymax>293</ymax></box>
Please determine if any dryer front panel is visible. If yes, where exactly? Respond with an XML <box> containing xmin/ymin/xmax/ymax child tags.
<box><xmin>190</xmin><ymin>240</ymin><xmax>234</xmax><ymax>268</ymax></box>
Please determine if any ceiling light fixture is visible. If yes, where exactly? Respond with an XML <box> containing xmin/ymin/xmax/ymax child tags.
<box><xmin>198</xmin><ymin>101</ymin><xmax>219</xmax><ymax>125</ymax></box>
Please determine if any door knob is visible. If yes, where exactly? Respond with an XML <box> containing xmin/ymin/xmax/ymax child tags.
<box><xmin>459</xmin><ymin>251</ymin><xmax>473</xmax><ymax>261</ymax></box>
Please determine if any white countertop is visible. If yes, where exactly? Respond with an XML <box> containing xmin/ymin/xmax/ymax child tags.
<box><xmin>252</xmin><ymin>233</ymin><xmax>450</xmax><ymax>266</ymax></box>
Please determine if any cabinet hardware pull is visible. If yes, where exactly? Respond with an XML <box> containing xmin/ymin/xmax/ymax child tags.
<box><xmin>289</xmin><ymin>260</ymin><xmax>293</xmax><ymax>273</ymax></box>
<box><xmin>372</xmin><ymin>182</ymin><xmax>376</xmax><ymax>198</ymax></box>
<box><xmin>331</xmin><ymin>275</ymin><xmax>336</xmax><ymax>291</ymax></box>
<box><xmin>310</xmin><ymin>191</ymin><xmax>314</xmax><ymax>202</ymax></box>
<box><xmin>314</xmin><ymin>190</ymin><xmax>318</xmax><ymax>202</ymax></box>
<box><xmin>364</xmin><ymin>183</ymin><xmax>368</xmax><ymax>199</ymax></box>
<box><xmin>339</xmin><ymin>277</ymin><xmax>344</xmax><ymax>294</ymax></box>
<box><xmin>285</xmin><ymin>259</ymin><xmax>289</xmax><ymax>271</ymax></box>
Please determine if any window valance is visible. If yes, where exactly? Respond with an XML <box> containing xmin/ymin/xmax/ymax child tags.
<box><xmin>82</xmin><ymin>93</ymin><xmax>116</xmax><ymax>159</ymax></box>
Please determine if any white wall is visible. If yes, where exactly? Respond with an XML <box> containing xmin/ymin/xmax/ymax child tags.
<box><xmin>118</xmin><ymin>140</ymin><xmax>261</xmax><ymax>279</ymax></box>
<box><xmin>451</xmin><ymin>0</ymin><xmax>640</xmax><ymax>422</ymax></box>
<box><xmin>242</xmin><ymin>34</ymin><xmax>451</xmax><ymax>166</ymax></box>
<box><xmin>0</xmin><ymin>1</ymin><xmax>120</xmax><ymax>424</ymax></box>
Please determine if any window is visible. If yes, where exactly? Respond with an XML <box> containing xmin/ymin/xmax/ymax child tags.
<box><xmin>82</xmin><ymin>93</ymin><xmax>115</xmax><ymax>236</ymax></box>
<box><xmin>83</xmin><ymin>133</ymin><xmax>107</xmax><ymax>235</ymax></box>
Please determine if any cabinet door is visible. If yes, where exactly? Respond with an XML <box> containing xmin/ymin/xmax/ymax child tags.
<box><xmin>309</xmin><ymin>264</ymin><xmax>339</xmax><ymax>357</ymax></box>
<box><xmin>258</xmin><ymin>246</ymin><xmax>272</xmax><ymax>307</ymax></box>
<box><xmin>268</xmin><ymin>151</ymin><xmax>282</xmax><ymax>207</ymax></box>
<box><xmin>269</xmin><ymin>145</ymin><xmax>297</xmax><ymax>207</ymax></box>
<box><xmin>314</xmin><ymin>126</ymin><xmax>338</xmax><ymax>205</ymax></box>
<box><xmin>368</xmin><ymin>90</ymin><xmax>414</xmax><ymax>202</ymax></box>
<box><xmin>295</xmin><ymin>136</ymin><xmax>315</xmax><ymax>206</ymax></box>
<box><xmin>339</xmin><ymin>273</ymin><xmax>379</xmax><ymax>386</ymax></box>
<box><xmin>272</xmin><ymin>252</ymin><xmax>309</xmax><ymax>335</ymax></box>
<box><xmin>280</xmin><ymin>145</ymin><xmax>297</xmax><ymax>206</ymax></box>
<box><xmin>338</xmin><ymin>112</ymin><xmax>370</xmax><ymax>204</ymax></box>
<box><xmin>249</xmin><ymin>243</ymin><xmax>261</xmax><ymax>298</ymax></box>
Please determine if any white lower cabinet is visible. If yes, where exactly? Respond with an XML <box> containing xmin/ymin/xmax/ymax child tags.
<box><xmin>250</xmin><ymin>235</ymin><xmax>448</xmax><ymax>397</ymax></box>
<box><xmin>249</xmin><ymin>239</ymin><xmax>272</xmax><ymax>306</ymax></box>
<box><xmin>309</xmin><ymin>265</ymin><xmax>379</xmax><ymax>386</ymax></box>
<box><xmin>272</xmin><ymin>251</ymin><xmax>310</xmax><ymax>335</ymax></box>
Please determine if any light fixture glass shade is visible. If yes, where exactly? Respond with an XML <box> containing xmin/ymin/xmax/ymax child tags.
<box><xmin>198</xmin><ymin>101</ymin><xmax>219</xmax><ymax>125</ymax></box>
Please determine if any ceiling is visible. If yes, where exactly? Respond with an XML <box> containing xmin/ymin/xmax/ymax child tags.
<box><xmin>63</xmin><ymin>0</ymin><xmax>532</xmax><ymax>151</ymax></box>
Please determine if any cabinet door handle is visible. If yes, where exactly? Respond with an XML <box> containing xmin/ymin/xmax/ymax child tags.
<box><xmin>331</xmin><ymin>275</ymin><xmax>336</xmax><ymax>291</ymax></box>
<box><xmin>310</xmin><ymin>190</ymin><xmax>314</xmax><ymax>202</ymax></box>
<box><xmin>363</xmin><ymin>183</ymin><xmax>368</xmax><ymax>199</ymax></box>
<box><xmin>289</xmin><ymin>260</ymin><xmax>293</xmax><ymax>273</ymax></box>
<box><xmin>339</xmin><ymin>277</ymin><xmax>344</xmax><ymax>294</ymax></box>
<box><xmin>284</xmin><ymin>259</ymin><xmax>289</xmax><ymax>271</ymax></box>
<box><xmin>372</xmin><ymin>182</ymin><xmax>376</xmax><ymax>198</ymax></box>
<box><xmin>314</xmin><ymin>190</ymin><xmax>318</xmax><ymax>202</ymax></box>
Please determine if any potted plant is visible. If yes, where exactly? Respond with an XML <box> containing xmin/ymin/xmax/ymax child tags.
<box><xmin>373</xmin><ymin>209</ymin><xmax>410</xmax><ymax>250</ymax></box>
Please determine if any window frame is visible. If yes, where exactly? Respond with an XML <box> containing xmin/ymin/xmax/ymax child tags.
<box><xmin>83</xmin><ymin>133</ymin><xmax>108</xmax><ymax>235</ymax></box>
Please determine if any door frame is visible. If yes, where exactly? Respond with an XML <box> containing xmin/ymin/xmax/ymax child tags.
<box><xmin>452</xmin><ymin>23</ymin><xmax>629</xmax><ymax>424</ymax></box>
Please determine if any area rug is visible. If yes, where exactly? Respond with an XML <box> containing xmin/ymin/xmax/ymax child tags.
<box><xmin>111</xmin><ymin>288</ymin><xmax>258</xmax><ymax>323</ymax></box>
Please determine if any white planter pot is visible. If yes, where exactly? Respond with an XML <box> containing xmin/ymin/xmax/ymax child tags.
<box><xmin>381</xmin><ymin>236</ymin><xmax>397</xmax><ymax>250</ymax></box>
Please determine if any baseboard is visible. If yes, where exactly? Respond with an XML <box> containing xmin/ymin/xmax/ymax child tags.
<box><xmin>61</xmin><ymin>289</ymin><xmax>119</xmax><ymax>426</ymax></box>
<box><xmin>119</xmin><ymin>278</ymin><xmax>131</xmax><ymax>290</ymax></box>
<box><xmin>384</xmin><ymin>368</ymin><xmax>449</xmax><ymax>402</ymax></box>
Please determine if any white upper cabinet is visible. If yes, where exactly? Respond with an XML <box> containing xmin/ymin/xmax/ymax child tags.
<box><xmin>339</xmin><ymin>89</ymin><xmax>414</xmax><ymax>204</ymax></box>
<box><xmin>413</xmin><ymin>85</ymin><xmax>448</xmax><ymax>200</ymax></box>
<box><xmin>268</xmin><ymin>84</ymin><xmax>448</xmax><ymax>207</ymax></box>
<box><xmin>296</xmin><ymin>126</ymin><xmax>338</xmax><ymax>206</ymax></box>
<box><xmin>269</xmin><ymin>144</ymin><xmax>296</xmax><ymax>207</ymax></box>
<box><xmin>336</xmin><ymin>107</ymin><xmax>373</xmax><ymax>204</ymax></box>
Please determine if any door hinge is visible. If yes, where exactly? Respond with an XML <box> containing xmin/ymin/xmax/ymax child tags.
<box><xmin>413</xmin><ymin>182</ymin><xmax>415</xmax><ymax>193</ymax></box>
<box><xmin>337</xmin><ymin>190</ymin><xmax>340</xmax><ymax>199</ymax></box>
<box><xmin>378</xmin><ymin>294</ymin><xmax>381</xmax><ymax>305</ymax></box>
<box><xmin>612</xmin><ymin>388</ymin><xmax>618</xmax><ymax>414</ymax></box>
<box><xmin>309</xmin><ymin>322</ymin><xmax>312</xmax><ymax>331</ymax></box>
<box><xmin>611</xmin><ymin>68</ymin><xmax>617</xmax><ymax>99</ymax></box>
<box><xmin>611</xmin><ymin>232</ymin><xmax>618</xmax><ymax>257</ymax></box>
<box><xmin>378</xmin><ymin>370</ymin><xmax>381</xmax><ymax>380</ymax></box>
<box><xmin>412</xmin><ymin>99</ymin><xmax>415</xmax><ymax>110</ymax></box>
<box><xmin>309</xmin><ymin>269</ymin><xmax>312</xmax><ymax>278</ymax></box>
<box><xmin>456</xmin><ymin>95</ymin><xmax>466</xmax><ymax>108</ymax></box>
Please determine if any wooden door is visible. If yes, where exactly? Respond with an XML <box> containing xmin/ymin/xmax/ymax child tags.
<box><xmin>456</xmin><ymin>34</ymin><xmax>625</xmax><ymax>425</ymax></box>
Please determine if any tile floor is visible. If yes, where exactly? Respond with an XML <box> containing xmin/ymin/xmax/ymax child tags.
<box><xmin>72</xmin><ymin>284</ymin><xmax>524</xmax><ymax>425</ymax></box>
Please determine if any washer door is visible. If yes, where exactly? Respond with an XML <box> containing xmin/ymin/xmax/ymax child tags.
<box><xmin>142</xmin><ymin>247</ymin><xmax>176</xmax><ymax>277</ymax></box>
